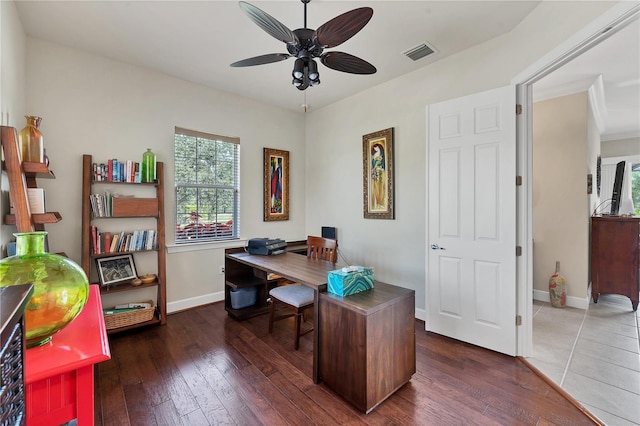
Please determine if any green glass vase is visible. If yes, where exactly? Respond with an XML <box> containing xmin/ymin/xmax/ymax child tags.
<box><xmin>0</xmin><ymin>232</ymin><xmax>89</xmax><ymax>348</ymax></box>
<box><xmin>141</xmin><ymin>148</ymin><xmax>156</xmax><ymax>183</ymax></box>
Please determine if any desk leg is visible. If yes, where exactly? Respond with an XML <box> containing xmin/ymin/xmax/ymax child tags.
<box><xmin>313</xmin><ymin>288</ymin><xmax>319</xmax><ymax>384</ymax></box>
<box><xmin>312</xmin><ymin>284</ymin><xmax>326</xmax><ymax>384</ymax></box>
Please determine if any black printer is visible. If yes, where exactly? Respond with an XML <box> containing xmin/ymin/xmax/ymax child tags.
<box><xmin>247</xmin><ymin>238</ymin><xmax>287</xmax><ymax>256</ymax></box>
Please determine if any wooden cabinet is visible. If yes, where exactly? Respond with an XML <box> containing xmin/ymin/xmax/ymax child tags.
<box><xmin>224</xmin><ymin>248</ymin><xmax>278</xmax><ymax>320</ymax></box>
<box><xmin>318</xmin><ymin>282</ymin><xmax>416</xmax><ymax>413</ymax></box>
<box><xmin>80</xmin><ymin>154</ymin><xmax>167</xmax><ymax>332</ymax></box>
<box><xmin>591</xmin><ymin>216</ymin><xmax>640</xmax><ymax>311</ymax></box>
<box><xmin>1</xmin><ymin>126</ymin><xmax>62</xmax><ymax>232</ymax></box>
<box><xmin>224</xmin><ymin>244</ymin><xmax>310</xmax><ymax>320</ymax></box>
<box><xmin>0</xmin><ymin>284</ymin><xmax>33</xmax><ymax>426</ymax></box>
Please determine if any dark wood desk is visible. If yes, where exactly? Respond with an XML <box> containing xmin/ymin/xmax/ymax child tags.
<box><xmin>591</xmin><ymin>216</ymin><xmax>640</xmax><ymax>311</ymax></box>
<box><xmin>319</xmin><ymin>282</ymin><xmax>415</xmax><ymax>413</ymax></box>
<box><xmin>225</xmin><ymin>252</ymin><xmax>336</xmax><ymax>383</ymax></box>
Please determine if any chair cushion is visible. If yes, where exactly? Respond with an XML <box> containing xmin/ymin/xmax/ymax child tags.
<box><xmin>270</xmin><ymin>285</ymin><xmax>314</xmax><ymax>307</ymax></box>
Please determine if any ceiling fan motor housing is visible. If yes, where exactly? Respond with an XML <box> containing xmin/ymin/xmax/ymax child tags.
<box><xmin>287</xmin><ymin>28</ymin><xmax>325</xmax><ymax>58</ymax></box>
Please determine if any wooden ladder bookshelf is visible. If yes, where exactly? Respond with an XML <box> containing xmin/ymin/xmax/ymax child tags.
<box><xmin>1</xmin><ymin>126</ymin><xmax>61</xmax><ymax>232</ymax></box>
<box><xmin>80</xmin><ymin>154</ymin><xmax>167</xmax><ymax>333</ymax></box>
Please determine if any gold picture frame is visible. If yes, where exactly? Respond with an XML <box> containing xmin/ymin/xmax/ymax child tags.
<box><xmin>264</xmin><ymin>148</ymin><xmax>289</xmax><ymax>221</ymax></box>
<box><xmin>363</xmin><ymin>128</ymin><xmax>394</xmax><ymax>219</ymax></box>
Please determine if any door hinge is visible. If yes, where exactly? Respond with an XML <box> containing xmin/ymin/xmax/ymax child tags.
<box><xmin>516</xmin><ymin>104</ymin><xmax>523</xmax><ymax>115</ymax></box>
<box><xmin>516</xmin><ymin>315</ymin><xmax>522</xmax><ymax>326</ymax></box>
<box><xmin>516</xmin><ymin>176</ymin><xmax>522</xmax><ymax>186</ymax></box>
<box><xmin>516</xmin><ymin>246</ymin><xmax>522</xmax><ymax>256</ymax></box>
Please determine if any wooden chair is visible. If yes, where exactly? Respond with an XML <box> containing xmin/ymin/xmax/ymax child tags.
<box><xmin>268</xmin><ymin>236</ymin><xmax>337</xmax><ymax>350</ymax></box>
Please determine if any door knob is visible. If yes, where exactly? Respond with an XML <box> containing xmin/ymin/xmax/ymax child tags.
<box><xmin>431</xmin><ymin>244</ymin><xmax>446</xmax><ymax>250</ymax></box>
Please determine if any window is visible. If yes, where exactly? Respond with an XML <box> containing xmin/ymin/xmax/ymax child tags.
<box><xmin>601</xmin><ymin>156</ymin><xmax>640</xmax><ymax>216</ymax></box>
<box><xmin>174</xmin><ymin>127</ymin><xmax>240</xmax><ymax>243</ymax></box>
<box><xmin>633</xmin><ymin>162</ymin><xmax>640</xmax><ymax>216</ymax></box>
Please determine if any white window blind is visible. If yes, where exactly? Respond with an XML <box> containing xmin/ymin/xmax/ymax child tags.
<box><xmin>174</xmin><ymin>127</ymin><xmax>240</xmax><ymax>243</ymax></box>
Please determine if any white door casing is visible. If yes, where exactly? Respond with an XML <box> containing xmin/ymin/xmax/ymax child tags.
<box><xmin>426</xmin><ymin>86</ymin><xmax>517</xmax><ymax>356</ymax></box>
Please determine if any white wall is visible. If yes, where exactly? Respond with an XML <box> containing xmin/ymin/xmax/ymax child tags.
<box><xmin>24</xmin><ymin>39</ymin><xmax>306</xmax><ymax>310</ymax></box>
<box><xmin>601</xmin><ymin>136</ymin><xmax>640</xmax><ymax>157</ymax></box>
<box><xmin>6</xmin><ymin>0</ymin><xmax>619</xmax><ymax>314</ymax></box>
<box><xmin>304</xmin><ymin>1</ymin><xmax>616</xmax><ymax>312</ymax></box>
<box><xmin>0</xmin><ymin>0</ymin><xmax>27</xmax><ymax>255</ymax></box>
<box><xmin>532</xmin><ymin>92</ymin><xmax>591</xmax><ymax>302</ymax></box>
<box><xmin>587</xmin><ymin>94</ymin><xmax>603</xmax><ymax>215</ymax></box>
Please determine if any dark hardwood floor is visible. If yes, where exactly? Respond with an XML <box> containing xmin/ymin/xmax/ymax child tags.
<box><xmin>95</xmin><ymin>301</ymin><xmax>597</xmax><ymax>425</ymax></box>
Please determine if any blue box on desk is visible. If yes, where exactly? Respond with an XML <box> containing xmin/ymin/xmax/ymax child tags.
<box><xmin>327</xmin><ymin>266</ymin><xmax>374</xmax><ymax>296</ymax></box>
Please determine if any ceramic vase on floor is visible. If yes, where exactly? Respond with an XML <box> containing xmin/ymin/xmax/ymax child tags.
<box><xmin>0</xmin><ymin>232</ymin><xmax>89</xmax><ymax>347</ymax></box>
<box><xmin>549</xmin><ymin>261</ymin><xmax>566</xmax><ymax>308</ymax></box>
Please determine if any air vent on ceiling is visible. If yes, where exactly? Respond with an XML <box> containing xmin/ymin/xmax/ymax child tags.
<box><xmin>403</xmin><ymin>42</ymin><xmax>437</xmax><ymax>62</ymax></box>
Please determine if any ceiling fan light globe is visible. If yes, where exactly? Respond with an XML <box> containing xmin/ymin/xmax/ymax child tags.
<box><xmin>310</xmin><ymin>78</ymin><xmax>320</xmax><ymax>87</ymax></box>
<box><xmin>292</xmin><ymin>77</ymin><xmax>304</xmax><ymax>87</ymax></box>
<box><xmin>292</xmin><ymin>58</ymin><xmax>305</xmax><ymax>79</ymax></box>
<box><xmin>307</xmin><ymin>59</ymin><xmax>319</xmax><ymax>80</ymax></box>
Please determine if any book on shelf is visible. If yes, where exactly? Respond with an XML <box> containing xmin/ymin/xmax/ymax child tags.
<box><xmin>90</xmin><ymin>226</ymin><xmax>156</xmax><ymax>255</ymax></box>
<box><xmin>92</xmin><ymin>159</ymin><xmax>143</xmax><ymax>183</ymax></box>
<box><xmin>90</xmin><ymin>191</ymin><xmax>112</xmax><ymax>217</ymax></box>
<box><xmin>9</xmin><ymin>188</ymin><xmax>46</xmax><ymax>214</ymax></box>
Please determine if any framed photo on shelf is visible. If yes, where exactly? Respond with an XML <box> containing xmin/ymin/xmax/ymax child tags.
<box><xmin>363</xmin><ymin>127</ymin><xmax>394</xmax><ymax>219</ymax></box>
<box><xmin>264</xmin><ymin>147</ymin><xmax>290</xmax><ymax>221</ymax></box>
<box><xmin>96</xmin><ymin>254</ymin><xmax>137</xmax><ymax>286</ymax></box>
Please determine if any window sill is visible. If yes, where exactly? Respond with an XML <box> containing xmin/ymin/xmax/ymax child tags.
<box><xmin>166</xmin><ymin>238</ymin><xmax>247</xmax><ymax>254</ymax></box>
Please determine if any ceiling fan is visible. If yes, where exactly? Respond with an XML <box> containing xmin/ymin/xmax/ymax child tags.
<box><xmin>230</xmin><ymin>0</ymin><xmax>376</xmax><ymax>91</ymax></box>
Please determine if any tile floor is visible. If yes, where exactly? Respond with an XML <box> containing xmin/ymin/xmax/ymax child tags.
<box><xmin>530</xmin><ymin>295</ymin><xmax>640</xmax><ymax>425</ymax></box>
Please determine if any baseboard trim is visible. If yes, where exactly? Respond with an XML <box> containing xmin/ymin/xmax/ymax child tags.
<box><xmin>533</xmin><ymin>289</ymin><xmax>590</xmax><ymax>310</ymax></box>
<box><xmin>167</xmin><ymin>291</ymin><xmax>224</xmax><ymax>314</ymax></box>
<box><xmin>415</xmin><ymin>308</ymin><xmax>426</xmax><ymax>322</ymax></box>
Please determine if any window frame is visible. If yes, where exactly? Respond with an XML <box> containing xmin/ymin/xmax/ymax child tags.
<box><xmin>174</xmin><ymin>127</ymin><xmax>240</xmax><ymax>244</ymax></box>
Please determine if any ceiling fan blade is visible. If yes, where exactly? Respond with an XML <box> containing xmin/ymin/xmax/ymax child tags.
<box><xmin>315</xmin><ymin>7</ymin><xmax>373</xmax><ymax>48</ymax></box>
<box><xmin>230</xmin><ymin>53</ymin><xmax>291</xmax><ymax>67</ymax></box>
<box><xmin>239</xmin><ymin>2</ymin><xmax>297</xmax><ymax>44</ymax></box>
<box><xmin>321</xmin><ymin>52</ymin><xmax>376</xmax><ymax>75</ymax></box>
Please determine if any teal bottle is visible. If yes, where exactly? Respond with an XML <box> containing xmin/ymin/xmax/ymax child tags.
<box><xmin>141</xmin><ymin>148</ymin><xmax>156</xmax><ymax>183</ymax></box>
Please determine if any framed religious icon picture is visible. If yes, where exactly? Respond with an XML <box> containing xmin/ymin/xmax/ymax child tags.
<box><xmin>264</xmin><ymin>147</ymin><xmax>289</xmax><ymax>221</ymax></box>
<box><xmin>363</xmin><ymin>128</ymin><xmax>394</xmax><ymax>219</ymax></box>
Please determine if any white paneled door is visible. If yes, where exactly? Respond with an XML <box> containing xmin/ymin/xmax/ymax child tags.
<box><xmin>427</xmin><ymin>86</ymin><xmax>517</xmax><ymax>356</ymax></box>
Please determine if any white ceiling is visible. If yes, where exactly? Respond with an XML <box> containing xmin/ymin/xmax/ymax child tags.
<box><xmin>14</xmin><ymin>0</ymin><xmax>540</xmax><ymax>110</ymax></box>
<box><xmin>13</xmin><ymin>1</ymin><xmax>640</xmax><ymax>140</ymax></box>
<box><xmin>534</xmin><ymin>17</ymin><xmax>640</xmax><ymax>141</ymax></box>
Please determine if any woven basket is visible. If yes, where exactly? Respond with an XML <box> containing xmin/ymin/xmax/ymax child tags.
<box><xmin>104</xmin><ymin>304</ymin><xmax>155</xmax><ymax>330</ymax></box>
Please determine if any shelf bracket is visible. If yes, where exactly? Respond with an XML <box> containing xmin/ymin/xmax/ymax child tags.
<box><xmin>1</xmin><ymin>126</ymin><xmax>35</xmax><ymax>232</ymax></box>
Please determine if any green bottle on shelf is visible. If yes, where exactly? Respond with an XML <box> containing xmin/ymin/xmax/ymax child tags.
<box><xmin>141</xmin><ymin>148</ymin><xmax>156</xmax><ymax>183</ymax></box>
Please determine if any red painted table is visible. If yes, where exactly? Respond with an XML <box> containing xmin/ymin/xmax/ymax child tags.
<box><xmin>25</xmin><ymin>285</ymin><xmax>110</xmax><ymax>425</ymax></box>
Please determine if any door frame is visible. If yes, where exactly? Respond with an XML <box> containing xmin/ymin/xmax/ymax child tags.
<box><xmin>513</xmin><ymin>2</ymin><xmax>640</xmax><ymax>357</ymax></box>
